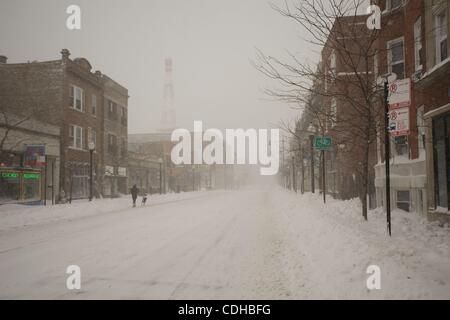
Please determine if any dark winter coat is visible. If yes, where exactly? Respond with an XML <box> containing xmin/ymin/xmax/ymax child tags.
<box><xmin>130</xmin><ymin>186</ymin><xmax>139</xmax><ymax>198</ymax></box>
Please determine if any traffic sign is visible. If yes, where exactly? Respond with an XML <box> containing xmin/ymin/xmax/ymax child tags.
<box><xmin>314</xmin><ymin>136</ymin><xmax>332</xmax><ymax>150</ymax></box>
<box><xmin>388</xmin><ymin>78</ymin><xmax>411</xmax><ymax>109</ymax></box>
<box><xmin>388</xmin><ymin>107</ymin><xmax>409</xmax><ymax>136</ymax></box>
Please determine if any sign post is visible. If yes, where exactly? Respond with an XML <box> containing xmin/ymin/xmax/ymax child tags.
<box><xmin>314</xmin><ymin>136</ymin><xmax>332</xmax><ymax>204</ymax></box>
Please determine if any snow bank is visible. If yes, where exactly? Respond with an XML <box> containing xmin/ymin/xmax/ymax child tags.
<box><xmin>272</xmin><ymin>190</ymin><xmax>450</xmax><ymax>299</ymax></box>
<box><xmin>0</xmin><ymin>192</ymin><xmax>212</xmax><ymax>232</ymax></box>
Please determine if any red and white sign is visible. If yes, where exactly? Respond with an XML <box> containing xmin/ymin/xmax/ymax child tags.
<box><xmin>389</xmin><ymin>107</ymin><xmax>409</xmax><ymax>136</ymax></box>
<box><xmin>388</xmin><ymin>78</ymin><xmax>411</xmax><ymax>109</ymax></box>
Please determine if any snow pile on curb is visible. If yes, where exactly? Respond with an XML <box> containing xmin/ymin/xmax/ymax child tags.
<box><xmin>271</xmin><ymin>190</ymin><xmax>450</xmax><ymax>299</ymax></box>
<box><xmin>0</xmin><ymin>192</ymin><xmax>212</xmax><ymax>232</ymax></box>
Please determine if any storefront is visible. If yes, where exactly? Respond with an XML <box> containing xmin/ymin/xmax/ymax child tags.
<box><xmin>424</xmin><ymin>104</ymin><xmax>450</xmax><ymax>223</ymax></box>
<box><xmin>0</xmin><ymin>169</ymin><xmax>42</xmax><ymax>204</ymax></box>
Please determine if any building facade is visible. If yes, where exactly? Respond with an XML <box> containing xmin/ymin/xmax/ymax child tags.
<box><xmin>0</xmin><ymin>49</ymin><xmax>129</xmax><ymax>202</ymax></box>
<box><xmin>102</xmin><ymin>75</ymin><xmax>129</xmax><ymax>197</ymax></box>
<box><xmin>418</xmin><ymin>0</ymin><xmax>450</xmax><ymax>222</ymax></box>
<box><xmin>373</xmin><ymin>0</ymin><xmax>427</xmax><ymax>215</ymax></box>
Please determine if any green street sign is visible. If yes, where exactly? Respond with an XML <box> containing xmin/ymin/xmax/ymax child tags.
<box><xmin>314</xmin><ymin>136</ymin><xmax>332</xmax><ymax>150</ymax></box>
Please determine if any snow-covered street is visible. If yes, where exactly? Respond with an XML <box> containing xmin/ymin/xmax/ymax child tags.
<box><xmin>0</xmin><ymin>188</ymin><xmax>449</xmax><ymax>299</ymax></box>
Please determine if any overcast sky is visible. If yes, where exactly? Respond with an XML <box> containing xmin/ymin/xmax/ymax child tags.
<box><xmin>1</xmin><ymin>0</ymin><xmax>322</xmax><ymax>134</ymax></box>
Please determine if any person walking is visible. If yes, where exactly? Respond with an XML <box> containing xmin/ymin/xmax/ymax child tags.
<box><xmin>130</xmin><ymin>184</ymin><xmax>139</xmax><ymax>208</ymax></box>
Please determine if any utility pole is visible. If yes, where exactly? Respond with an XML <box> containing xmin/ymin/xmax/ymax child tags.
<box><xmin>384</xmin><ymin>81</ymin><xmax>392</xmax><ymax>236</ymax></box>
<box><xmin>281</xmin><ymin>138</ymin><xmax>285</xmax><ymax>188</ymax></box>
<box><xmin>322</xmin><ymin>149</ymin><xmax>326</xmax><ymax>204</ymax></box>
<box><xmin>300</xmin><ymin>144</ymin><xmax>305</xmax><ymax>194</ymax></box>
<box><xmin>192</xmin><ymin>166</ymin><xmax>195</xmax><ymax>191</ymax></box>
<box><xmin>310</xmin><ymin>135</ymin><xmax>315</xmax><ymax>193</ymax></box>
<box><xmin>292</xmin><ymin>156</ymin><xmax>297</xmax><ymax>193</ymax></box>
<box><xmin>159</xmin><ymin>162</ymin><xmax>163</xmax><ymax>195</ymax></box>
<box><xmin>44</xmin><ymin>155</ymin><xmax>47</xmax><ymax>206</ymax></box>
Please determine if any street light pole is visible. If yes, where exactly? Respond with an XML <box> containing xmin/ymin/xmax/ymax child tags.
<box><xmin>322</xmin><ymin>149</ymin><xmax>326</xmax><ymax>204</ymax></box>
<box><xmin>300</xmin><ymin>145</ymin><xmax>305</xmax><ymax>194</ymax></box>
<box><xmin>88</xmin><ymin>142</ymin><xmax>95</xmax><ymax>201</ymax></box>
<box><xmin>192</xmin><ymin>165</ymin><xmax>195</xmax><ymax>191</ymax></box>
<box><xmin>159</xmin><ymin>158</ymin><xmax>163</xmax><ymax>195</ymax></box>
<box><xmin>384</xmin><ymin>81</ymin><xmax>392</xmax><ymax>236</ymax></box>
<box><xmin>292</xmin><ymin>156</ymin><xmax>296</xmax><ymax>192</ymax></box>
<box><xmin>310</xmin><ymin>135</ymin><xmax>315</xmax><ymax>193</ymax></box>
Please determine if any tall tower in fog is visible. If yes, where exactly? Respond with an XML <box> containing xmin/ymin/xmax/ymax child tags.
<box><xmin>160</xmin><ymin>58</ymin><xmax>176</xmax><ymax>132</ymax></box>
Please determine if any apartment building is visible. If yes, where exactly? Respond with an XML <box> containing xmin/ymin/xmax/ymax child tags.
<box><xmin>0</xmin><ymin>49</ymin><xmax>130</xmax><ymax>202</ymax></box>
<box><xmin>373</xmin><ymin>0</ymin><xmax>427</xmax><ymax>215</ymax></box>
<box><xmin>417</xmin><ymin>0</ymin><xmax>450</xmax><ymax>222</ymax></box>
<box><xmin>102</xmin><ymin>75</ymin><xmax>129</xmax><ymax>197</ymax></box>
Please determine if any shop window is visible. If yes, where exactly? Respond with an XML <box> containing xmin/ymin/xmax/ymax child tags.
<box><xmin>433</xmin><ymin>116</ymin><xmax>449</xmax><ymax>209</ymax></box>
<box><xmin>397</xmin><ymin>190</ymin><xmax>410</xmax><ymax>212</ymax></box>
<box><xmin>23</xmin><ymin>172</ymin><xmax>41</xmax><ymax>201</ymax></box>
<box><xmin>0</xmin><ymin>171</ymin><xmax>20</xmax><ymax>203</ymax></box>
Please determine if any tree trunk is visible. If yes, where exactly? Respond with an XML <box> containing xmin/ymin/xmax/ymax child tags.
<box><xmin>361</xmin><ymin>141</ymin><xmax>370</xmax><ymax>221</ymax></box>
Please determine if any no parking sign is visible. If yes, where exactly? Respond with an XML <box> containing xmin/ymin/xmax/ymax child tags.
<box><xmin>389</xmin><ymin>107</ymin><xmax>409</xmax><ymax>136</ymax></box>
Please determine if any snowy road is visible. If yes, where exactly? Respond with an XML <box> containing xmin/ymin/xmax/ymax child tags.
<box><xmin>0</xmin><ymin>189</ymin><xmax>449</xmax><ymax>299</ymax></box>
<box><xmin>0</xmin><ymin>190</ymin><xmax>304</xmax><ymax>299</ymax></box>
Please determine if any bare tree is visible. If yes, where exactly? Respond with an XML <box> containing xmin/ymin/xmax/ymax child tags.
<box><xmin>254</xmin><ymin>0</ymin><xmax>394</xmax><ymax>220</ymax></box>
<box><xmin>0</xmin><ymin>62</ymin><xmax>62</xmax><ymax>162</ymax></box>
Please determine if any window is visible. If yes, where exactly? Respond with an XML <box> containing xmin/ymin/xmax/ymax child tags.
<box><xmin>69</xmin><ymin>125</ymin><xmax>83</xmax><ymax>149</ymax></box>
<box><xmin>88</xmin><ymin>127</ymin><xmax>96</xmax><ymax>147</ymax></box>
<box><xmin>394</xmin><ymin>135</ymin><xmax>408</xmax><ymax>156</ymax></box>
<box><xmin>330</xmin><ymin>50</ymin><xmax>336</xmax><ymax>78</ymax></box>
<box><xmin>388</xmin><ymin>37</ymin><xmax>405</xmax><ymax>79</ymax></box>
<box><xmin>121</xmin><ymin>138</ymin><xmax>127</xmax><ymax>157</ymax></box>
<box><xmin>396</xmin><ymin>190</ymin><xmax>410</xmax><ymax>212</ymax></box>
<box><xmin>389</xmin><ymin>0</ymin><xmax>403</xmax><ymax>10</ymax></box>
<box><xmin>417</xmin><ymin>106</ymin><xmax>425</xmax><ymax>154</ymax></box>
<box><xmin>374</xmin><ymin>52</ymin><xmax>379</xmax><ymax>78</ymax></box>
<box><xmin>92</xmin><ymin>94</ymin><xmax>97</xmax><ymax>116</ymax></box>
<box><xmin>432</xmin><ymin>115</ymin><xmax>450</xmax><ymax>210</ymax></box>
<box><xmin>414</xmin><ymin>17</ymin><xmax>423</xmax><ymax>71</ymax></box>
<box><xmin>434</xmin><ymin>8</ymin><xmax>448</xmax><ymax>63</ymax></box>
<box><xmin>108</xmin><ymin>133</ymin><xmax>117</xmax><ymax>155</ymax></box>
<box><xmin>69</xmin><ymin>86</ymin><xmax>84</xmax><ymax>111</ymax></box>
<box><xmin>108</xmin><ymin>101</ymin><xmax>117</xmax><ymax>120</ymax></box>
<box><xmin>121</xmin><ymin>107</ymin><xmax>127</xmax><ymax>126</ymax></box>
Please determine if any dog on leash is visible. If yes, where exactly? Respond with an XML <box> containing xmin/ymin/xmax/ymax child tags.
<box><xmin>141</xmin><ymin>195</ymin><xmax>148</xmax><ymax>206</ymax></box>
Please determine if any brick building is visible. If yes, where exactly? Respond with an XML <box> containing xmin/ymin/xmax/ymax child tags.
<box><xmin>319</xmin><ymin>15</ymin><xmax>379</xmax><ymax>207</ymax></box>
<box><xmin>0</xmin><ymin>49</ymin><xmax>130</xmax><ymax>201</ymax></box>
<box><xmin>416</xmin><ymin>0</ymin><xmax>450</xmax><ymax>222</ymax></box>
<box><xmin>373</xmin><ymin>0</ymin><xmax>427</xmax><ymax>215</ymax></box>
<box><xmin>102</xmin><ymin>75</ymin><xmax>129</xmax><ymax>197</ymax></box>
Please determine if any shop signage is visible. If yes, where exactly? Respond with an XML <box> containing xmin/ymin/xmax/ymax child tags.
<box><xmin>24</xmin><ymin>145</ymin><xmax>46</xmax><ymax>167</ymax></box>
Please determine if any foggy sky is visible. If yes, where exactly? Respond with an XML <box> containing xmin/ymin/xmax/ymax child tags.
<box><xmin>0</xmin><ymin>0</ymin><xmax>321</xmax><ymax>134</ymax></box>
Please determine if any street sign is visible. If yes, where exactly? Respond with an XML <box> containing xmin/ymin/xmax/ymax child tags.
<box><xmin>314</xmin><ymin>136</ymin><xmax>332</xmax><ymax>150</ymax></box>
<box><xmin>389</xmin><ymin>107</ymin><xmax>409</xmax><ymax>136</ymax></box>
<box><xmin>388</xmin><ymin>78</ymin><xmax>411</xmax><ymax>109</ymax></box>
